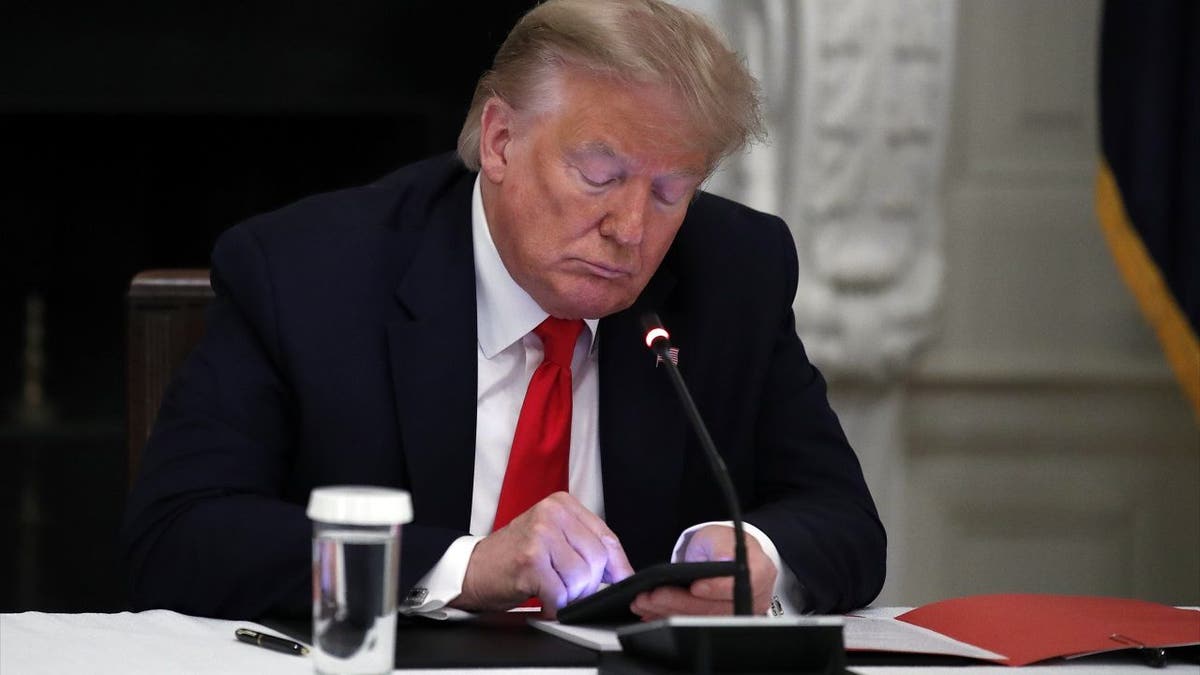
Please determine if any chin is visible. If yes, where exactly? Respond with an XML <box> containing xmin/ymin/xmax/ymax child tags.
<box><xmin>548</xmin><ymin>293</ymin><xmax>635</xmax><ymax>321</ymax></box>
<box><xmin>539</xmin><ymin>276</ymin><xmax>641</xmax><ymax>320</ymax></box>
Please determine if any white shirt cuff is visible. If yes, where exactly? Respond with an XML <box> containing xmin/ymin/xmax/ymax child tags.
<box><xmin>400</xmin><ymin>535</ymin><xmax>484</xmax><ymax>614</ymax></box>
<box><xmin>671</xmin><ymin>521</ymin><xmax>804</xmax><ymax>616</ymax></box>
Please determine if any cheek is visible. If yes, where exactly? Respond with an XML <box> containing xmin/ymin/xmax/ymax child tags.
<box><xmin>643</xmin><ymin>216</ymin><xmax>684</xmax><ymax>260</ymax></box>
<box><xmin>543</xmin><ymin>193</ymin><xmax>606</xmax><ymax>245</ymax></box>
<box><xmin>531</xmin><ymin>174</ymin><xmax>594</xmax><ymax>238</ymax></box>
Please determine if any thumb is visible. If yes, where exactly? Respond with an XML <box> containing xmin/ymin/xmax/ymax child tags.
<box><xmin>683</xmin><ymin>526</ymin><xmax>733</xmax><ymax>563</ymax></box>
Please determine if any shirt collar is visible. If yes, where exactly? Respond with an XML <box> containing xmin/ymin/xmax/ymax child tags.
<box><xmin>472</xmin><ymin>175</ymin><xmax>599</xmax><ymax>359</ymax></box>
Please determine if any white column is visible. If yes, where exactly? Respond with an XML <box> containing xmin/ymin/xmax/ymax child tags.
<box><xmin>676</xmin><ymin>0</ymin><xmax>956</xmax><ymax>604</ymax></box>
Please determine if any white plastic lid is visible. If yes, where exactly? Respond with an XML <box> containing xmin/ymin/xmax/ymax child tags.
<box><xmin>306</xmin><ymin>486</ymin><xmax>413</xmax><ymax>525</ymax></box>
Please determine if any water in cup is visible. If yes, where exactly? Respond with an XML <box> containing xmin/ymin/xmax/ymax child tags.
<box><xmin>307</xmin><ymin>486</ymin><xmax>411</xmax><ymax>675</ymax></box>
<box><xmin>312</xmin><ymin>528</ymin><xmax>398</xmax><ymax>674</ymax></box>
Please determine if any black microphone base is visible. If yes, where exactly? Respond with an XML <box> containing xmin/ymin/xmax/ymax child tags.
<box><xmin>607</xmin><ymin>616</ymin><xmax>847</xmax><ymax>674</ymax></box>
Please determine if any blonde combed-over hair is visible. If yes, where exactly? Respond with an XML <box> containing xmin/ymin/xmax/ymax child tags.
<box><xmin>456</xmin><ymin>0</ymin><xmax>764</xmax><ymax>171</ymax></box>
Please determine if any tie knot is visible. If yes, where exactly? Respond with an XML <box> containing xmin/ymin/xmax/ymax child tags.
<box><xmin>534</xmin><ymin>317</ymin><xmax>584</xmax><ymax>368</ymax></box>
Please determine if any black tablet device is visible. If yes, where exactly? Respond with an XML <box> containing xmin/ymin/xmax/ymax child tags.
<box><xmin>556</xmin><ymin>561</ymin><xmax>736</xmax><ymax>625</ymax></box>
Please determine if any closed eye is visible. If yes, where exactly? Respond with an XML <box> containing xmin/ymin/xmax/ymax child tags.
<box><xmin>654</xmin><ymin>189</ymin><xmax>684</xmax><ymax>206</ymax></box>
<box><xmin>578</xmin><ymin>168</ymin><xmax>619</xmax><ymax>189</ymax></box>
<box><xmin>653</xmin><ymin>181</ymin><xmax>694</xmax><ymax>207</ymax></box>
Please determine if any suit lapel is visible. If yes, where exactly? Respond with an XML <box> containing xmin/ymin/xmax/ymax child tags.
<box><xmin>598</xmin><ymin>270</ymin><xmax>688</xmax><ymax>566</ymax></box>
<box><xmin>387</xmin><ymin>174</ymin><xmax>477</xmax><ymax>532</ymax></box>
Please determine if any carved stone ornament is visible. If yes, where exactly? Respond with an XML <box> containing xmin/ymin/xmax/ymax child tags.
<box><xmin>681</xmin><ymin>0</ymin><xmax>955</xmax><ymax>382</ymax></box>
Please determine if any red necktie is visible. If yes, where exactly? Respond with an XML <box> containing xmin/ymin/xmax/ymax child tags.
<box><xmin>492</xmin><ymin>317</ymin><xmax>585</xmax><ymax>531</ymax></box>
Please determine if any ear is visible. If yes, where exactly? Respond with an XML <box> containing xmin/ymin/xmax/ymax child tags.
<box><xmin>478</xmin><ymin>97</ymin><xmax>517</xmax><ymax>184</ymax></box>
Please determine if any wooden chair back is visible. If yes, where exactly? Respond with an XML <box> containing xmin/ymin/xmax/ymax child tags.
<box><xmin>126</xmin><ymin>269</ymin><xmax>213</xmax><ymax>484</ymax></box>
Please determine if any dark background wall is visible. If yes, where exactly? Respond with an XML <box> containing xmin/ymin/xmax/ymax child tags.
<box><xmin>0</xmin><ymin>0</ymin><xmax>535</xmax><ymax>612</ymax></box>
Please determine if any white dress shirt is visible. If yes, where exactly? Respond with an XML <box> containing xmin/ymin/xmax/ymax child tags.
<box><xmin>404</xmin><ymin>176</ymin><xmax>800</xmax><ymax>616</ymax></box>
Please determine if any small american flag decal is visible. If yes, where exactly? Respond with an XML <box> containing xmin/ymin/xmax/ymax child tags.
<box><xmin>655</xmin><ymin>347</ymin><xmax>680</xmax><ymax>367</ymax></box>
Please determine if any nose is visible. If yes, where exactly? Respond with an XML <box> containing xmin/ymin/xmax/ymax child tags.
<box><xmin>599</xmin><ymin>184</ymin><xmax>650</xmax><ymax>246</ymax></box>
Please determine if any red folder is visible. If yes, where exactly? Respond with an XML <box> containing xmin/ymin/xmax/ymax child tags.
<box><xmin>896</xmin><ymin>594</ymin><xmax>1200</xmax><ymax>666</ymax></box>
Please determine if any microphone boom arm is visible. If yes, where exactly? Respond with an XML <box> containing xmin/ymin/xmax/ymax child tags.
<box><xmin>642</xmin><ymin>314</ymin><xmax>754</xmax><ymax>616</ymax></box>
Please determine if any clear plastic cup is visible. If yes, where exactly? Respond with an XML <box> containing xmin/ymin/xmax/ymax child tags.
<box><xmin>306</xmin><ymin>486</ymin><xmax>412</xmax><ymax>675</ymax></box>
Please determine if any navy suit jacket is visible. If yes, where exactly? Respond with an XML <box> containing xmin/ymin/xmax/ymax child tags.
<box><xmin>121</xmin><ymin>154</ymin><xmax>885</xmax><ymax>619</ymax></box>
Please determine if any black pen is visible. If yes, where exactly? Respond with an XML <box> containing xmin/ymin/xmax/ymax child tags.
<box><xmin>235</xmin><ymin>628</ymin><xmax>310</xmax><ymax>657</ymax></box>
<box><xmin>1110</xmin><ymin>633</ymin><xmax>1166</xmax><ymax>668</ymax></box>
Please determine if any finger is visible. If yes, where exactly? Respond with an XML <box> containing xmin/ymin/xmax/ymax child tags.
<box><xmin>651</xmin><ymin>586</ymin><xmax>728</xmax><ymax>614</ymax></box>
<box><xmin>600</xmin><ymin>538</ymin><xmax>634</xmax><ymax>583</ymax></box>
<box><xmin>549</xmin><ymin>493</ymin><xmax>635</xmax><ymax>581</ymax></box>
<box><xmin>632</xmin><ymin>586</ymin><xmax>730</xmax><ymax>616</ymax></box>
<box><xmin>685</xmin><ymin>527</ymin><xmax>777</xmax><ymax>593</ymax></box>
<box><xmin>682</xmin><ymin>534</ymin><xmax>717</xmax><ymax>563</ymax></box>
<box><xmin>689</xmin><ymin>586</ymin><xmax>774</xmax><ymax>616</ymax></box>
<box><xmin>543</xmin><ymin>524</ymin><xmax>602</xmax><ymax>603</ymax></box>
<box><xmin>512</xmin><ymin>505</ymin><xmax>587</xmax><ymax>609</ymax></box>
<box><xmin>630</xmin><ymin>591</ymin><xmax>670</xmax><ymax>620</ymax></box>
<box><xmin>524</xmin><ymin>495</ymin><xmax>606</xmax><ymax>602</ymax></box>
<box><xmin>683</xmin><ymin>526</ymin><xmax>734</xmax><ymax>563</ymax></box>
<box><xmin>691</xmin><ymin>564</ymin><xmax>777</xmax><ymax>606</ymax></box>
<box><xmin>554</xmin><ymin>503</ymin><xmax>633</xmax><ymax>598</ymax></box>
<box><xmin>529</xmin><ymin>548</ymin><xmax>570</xmax><ymax>615</ymax></box>
<box><xmin>558</xmin><ymin>517</ymin><xmax>613</xmax><ymax>598</ymax></box>
<box><xmin>630</xmin><ymin>589</ymin><xmax>726</xmax><ymax>620</ymax></box>
<box><xmin>631</xmin><ymin>607</ymin><xmax>668</xmax><ymax>621</ymax></box>
<box><xmin>692</xmin><ymin>576</ymin><xmax>775</xmax><ymax>615</ymax></box>
<box><xmin>690</xmin><ymin>576</ymin><xmax>734</xmax><ymax>600</ymax></box>
<box><xmin>631</xmin><ymin>602</ymin><xmax>669</xmax><ymax>622</ymax></box>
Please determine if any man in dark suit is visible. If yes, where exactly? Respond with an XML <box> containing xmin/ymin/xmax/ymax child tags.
<box><xmin>122</xmin><ymin>0</ymin><xmax>885</xmax><ymax>621</ymax></box>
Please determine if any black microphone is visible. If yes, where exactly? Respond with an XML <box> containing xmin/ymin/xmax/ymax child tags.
<box><xmin>640</xmin><ymin>312</ymin><xmax>753</xmax><ymax>616</ymax></box>
<box><xmin>607</xmin><ymin>314</ymin><xmax>846</xmax><ymax>674</ymax></box>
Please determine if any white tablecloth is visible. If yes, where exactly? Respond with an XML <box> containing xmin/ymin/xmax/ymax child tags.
<box><xmin>0</xmin><ymin>610</ymin><xmax>587</xmax><ymax>675</ymax></box>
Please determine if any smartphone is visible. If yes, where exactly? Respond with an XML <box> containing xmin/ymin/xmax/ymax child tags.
<box><xmin>556</xmin><ymin>560</ymin><xmax>736</xmax><ymax>625</ymax></box>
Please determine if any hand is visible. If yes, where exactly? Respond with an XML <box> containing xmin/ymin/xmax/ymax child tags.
<box><xmin>630</xmin><ymin>524</ymin><xmax>777</xmax><ymax>620</ymax></box>
<box><xmin>448</xmin><ymin>492</ymin><xmax>634</xmax><ymax>617</ymax></box>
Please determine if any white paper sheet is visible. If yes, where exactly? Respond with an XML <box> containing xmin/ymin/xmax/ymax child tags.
<box><xmin>528</xmin><ymin>620</ymin><xmax>623</xmax><ymax>652</ymax></box>
<box><xmin>844</xmin><ymin>611</ymin><xmax>1006</xmax><ymax>661</ymax></box>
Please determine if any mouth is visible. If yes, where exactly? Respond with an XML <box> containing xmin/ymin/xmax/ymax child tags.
<box><xmin>575</xmin><ymin>259</ymin><xmax>633</xmax><ymax>280</ymax></box>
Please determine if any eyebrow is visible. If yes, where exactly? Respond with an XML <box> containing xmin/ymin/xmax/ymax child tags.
<box><xmin>569</xmin><ymin>142</ymin><xmax>706</xmax><ymax>180</ymax></box>
<box><xmin>575</xmin><ymin>141</ymin><xmax>617</xmax><ymax>158</ymax></box>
